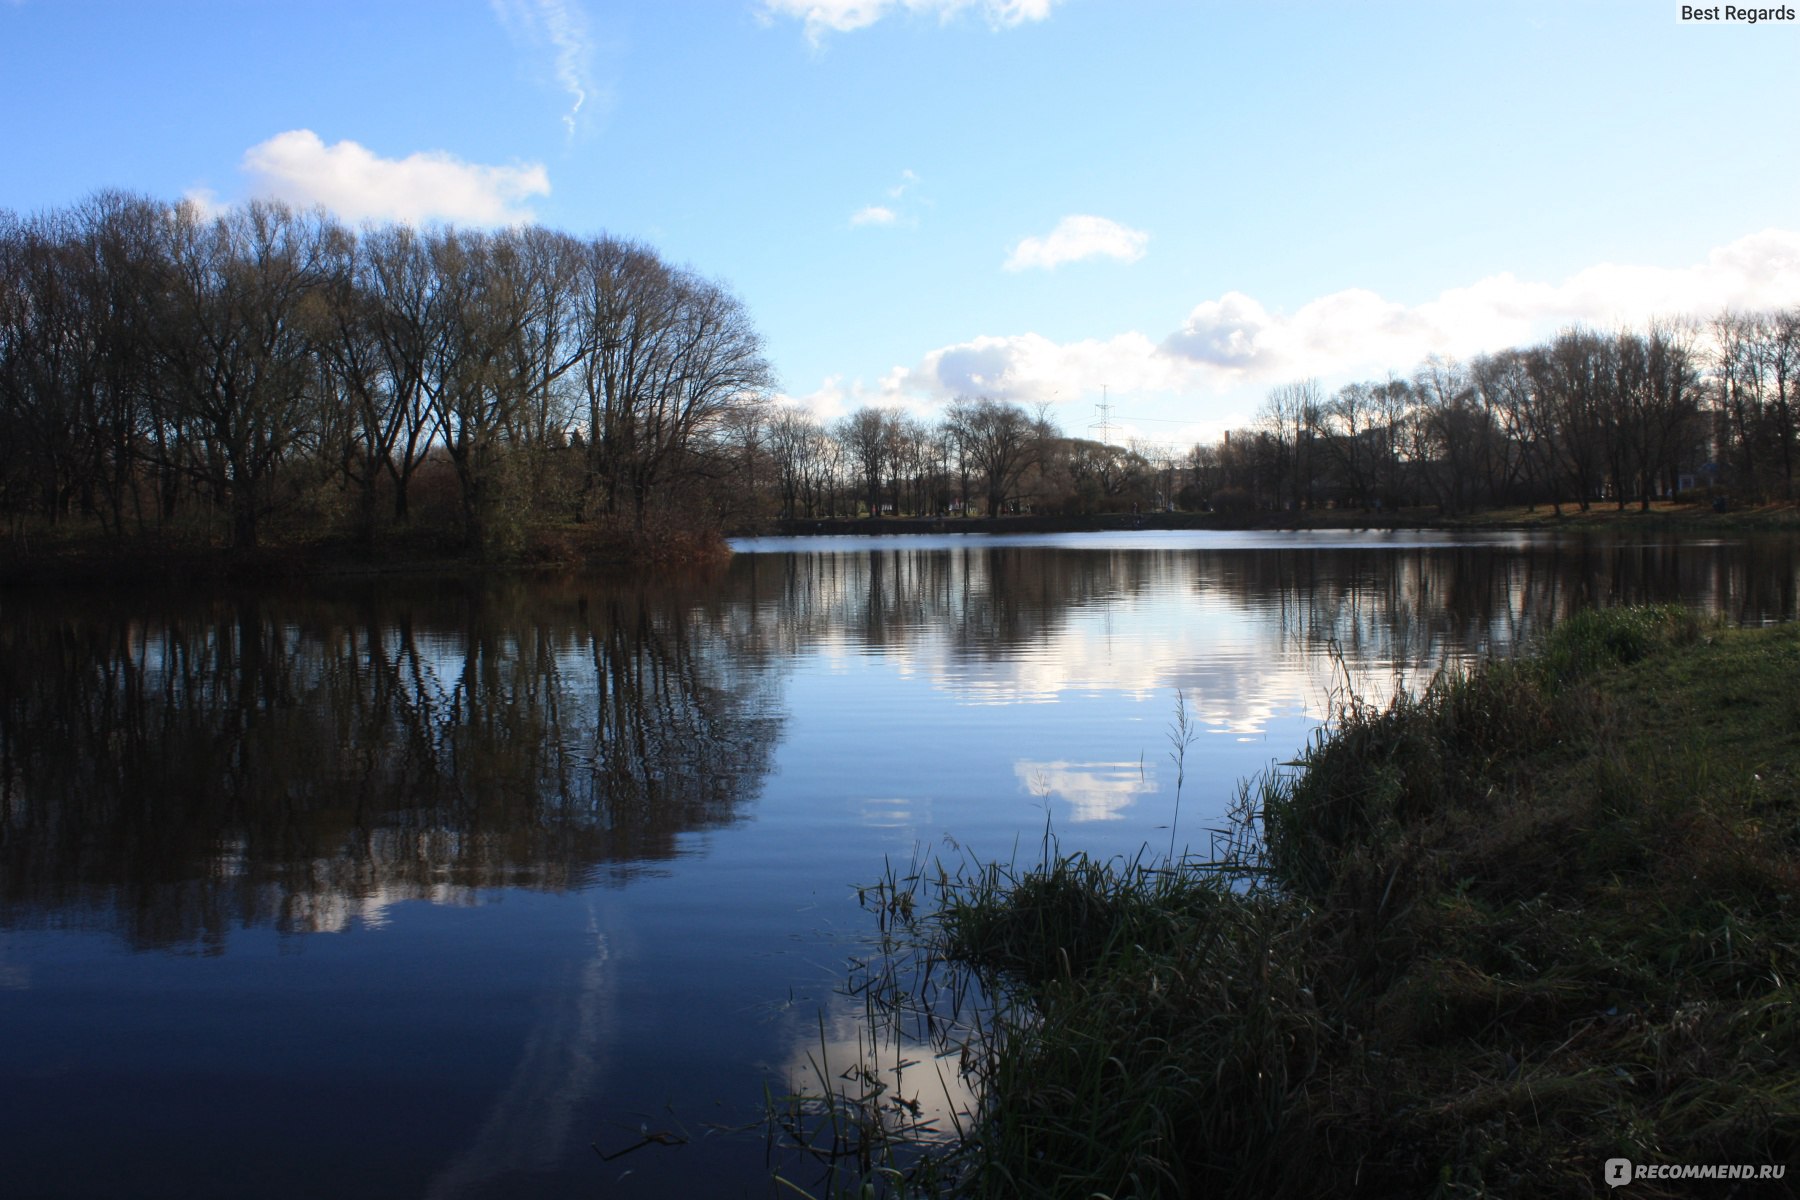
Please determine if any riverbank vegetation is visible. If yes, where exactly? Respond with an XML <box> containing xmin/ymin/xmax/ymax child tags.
<box><xmin>794</xmin><ymin>607</ymin><xmax>1800</xmax><ymax>1197</ymax></box>
<box><xmin>0</xmin><ymin>193</ymin><xmax>771</xmax><ymax>571</ymax></box>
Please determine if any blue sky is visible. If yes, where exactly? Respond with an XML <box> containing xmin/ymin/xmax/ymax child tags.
<box><xmin>4</xmin><ymin>0</ymin><xmax>1797</xmax><ymax>450</ymax></box>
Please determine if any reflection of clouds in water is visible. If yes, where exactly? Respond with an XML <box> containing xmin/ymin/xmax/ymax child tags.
<box><xmin>282</xmin><ymin>880</ymin><xmax>481</xmax><ymax>934</ymax></box>
<box><xmin>934</xmin><ymin>597</ymin><xmax>1241</xmax><ymax>705</ymax></box>
<box><xmin>778</xmin><ymin>993</ymin><xmax>977</xmax><ymax>1153</ymax></box>
<box><xmin>1013</xmin><ymin>759</ymin><xmax>1156</xmax><ymax>823</ymax></box>
<box><xmin>744</xmin><ymin>535</ymin><xmax>1779</xmax><ymax>743</ymax></box>
<box><xmin>859</xmin><ymin>796</ymin><xmax>923</xmax><ymax>828</ymax></box>
<box><xmin>205</xmin><ymin>834</ymin><xmax>486</xmax><ymax>934</ymax></box>
<box><xmin>920</xmin><ymin>599</ymin><xmax>1445</xmax><ymax>738</ymax></box>
<box><xmin>426</xmin><ymin>913</ymin><xmax>613</xmax><ymax>1200</ymax></box>
<box><xmin>772</xmin><ymin>547</ymin><xmax>1477</xmax><ymax>732</ymax></box>
<box><xmin>913</xmin><ymin>611</ymin><xmax>1323</xmax><ymax>738</ymax></box>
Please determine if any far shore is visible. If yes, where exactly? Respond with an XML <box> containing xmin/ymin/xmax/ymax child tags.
<box><xmin>762</xmin><ymin>498</ymin><xmax>1800</xmax><ymax>538</ymax></box>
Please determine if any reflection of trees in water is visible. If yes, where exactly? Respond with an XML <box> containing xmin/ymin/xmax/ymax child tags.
<box><xmin>1214</xmin><ymin>535</ymin><xmax>1800</xmax><ymax>673</ymax></box>
<box><xmin>8</xmin><ymin>537</ymin><xmax>1790</xmax><ymax>949</ymax></box>
<box><xmin>726</xmin><ymin>546</ymin><xmax>1178</xmax><ymax>660</ymax></box>
<box><xmin>726</xmin><ymin>536</ymin><xmax>1800</xmax><ymax>677</ymax></box>
<box><xmin>0</xmin><ymin>577</ymin><xmax>780</xmax><ymax>950</ymax></box>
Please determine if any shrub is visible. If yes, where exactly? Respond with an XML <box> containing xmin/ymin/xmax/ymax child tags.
<box><xmin>1208</xmin><ymin>487</ymin><xmax>1255</xmax><ymax>514</ymax></box>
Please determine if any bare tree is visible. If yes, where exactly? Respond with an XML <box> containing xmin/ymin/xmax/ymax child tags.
<box><xmin>945</xmin><ymin>396</ymin><xmax>1041</xmax><ymax>517</ymax></box>
<box><xmin>1470</xmin><ymin>350</ymin><xmax>1542</xmax><ymax>509</ymax></box>
<box><xmin>149</xmin><ymin>200</ymin><xmax>329</xmax><ymax>548</ymax></box>
<box><xmin>1710</xmin><ymin>312</ymin><xmax>1765</xmax><ymax>493</ymax></box>
<box><xmin>766</xmin><ymin>406</ymin><xmax>821</xmax><ymax>520</ymax></box>
<box><xmin>358</xmin><ymin>223</ymin><xmax>448</xmax><ymax>523</ymax></box>
<box><xmin>1321</xmin><ymin>382</ymin><xmax>1380</xmax><ymax>510</ymax></box>
<box><xmin>1534</xmin><ymin>329</ymin><xmax>1614</xmax><ymax>511</ymax></box>
<box><xmin>573</xmin><ymin>239</ymin><xmax>772</xmax><ymax>528</ymax></box>
<box><xmin>0</xmin><ymin>208</ymin><xmax>91</xmax><ymax>527</ymax></box>
<box><xmin>424</xmin><ymin>228</ymin><xmax>522</xmax><ymax>550</ymax></box>
<box><xmin>1259</xmin><ymin>380</ymin><xmax>1323</xmax><ymax>509</ymax></box>
<box><xmin>836</xmin><ymin>406</ymin><xmax>895</xmax><ymax>516</ymax></box>
<box><xmin>1413</xmin><ymin>357</ymin><xmax>1489</xmax><ymax>515</ymax></box>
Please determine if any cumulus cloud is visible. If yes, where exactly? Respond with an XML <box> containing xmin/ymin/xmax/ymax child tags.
<box><xmin>850</xmin><ymin>205</ymin><xmax>897</xmax><ymax>226</ymax></box>
<box><xmin>763</xmin><ymin>0</ymin><xmax>1057</xmax><ymax>41</ymax></box>
<box><xmin>1161</xmin><ymin>228</ymin><xmax>1800</xmax><ymax>380</ymax></box>
<box><xmin>902</xmin><ymin>331</ymin><xmax>1183</xmax><ymax>405</ymax></box>
<box><xmin>776</xmin><ymin>370</ymin><xmax>923</xmax><ymax>423</ymax></box>
<box><xmin>491</xmin><ymin>0</ymin><xmax>599</xmax><ymax>139</ymax></box>
<box><xmin>179</xmin><ymin>186</ymin><xmax>228</xmax><ymax>220</ymax></box>
<box><xmin>1004</xmin><ymin>214</ymin><xmax>1149</xmax><ymax>271</ymax></box>
<box><xmin>1158</xmin><ymin>292</ymin><xmax>1270</xmax><ymax>369</ymax></box>
<box><xmin>239</xmin><ymin>130</ymin><xmax>550</xmax><ymax>226</ymax></box>
<box><xmin>815</xmin><ymin>228</ymin><xmax>1800</xmax><ymax>443</ymax></box>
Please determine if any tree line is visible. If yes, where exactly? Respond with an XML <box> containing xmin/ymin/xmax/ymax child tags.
<box><xmin>0</xmin><ymin>192</ymin><xmax>773</xmax><ymax>554</ymax></box>
<box><xmin>6</xmin><ymin>191</ymin><xmax>1796</xmax><ymax>552</ymax></box>
<box><xmin>1193</xmin><ymin>314</ymin><xmax>1796</xmax><ymax>516</ymax></box>
<box><xmin>753</xmin><ymin>312</ymin><xmax>1799</xmax><ymax>523</ymax></box>
<box><xmin>759</xmin><ymin>396</ymin><xmax>1180</xmax><ymax>522</ymax></box>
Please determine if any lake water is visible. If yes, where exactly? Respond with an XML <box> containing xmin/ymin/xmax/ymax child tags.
<box><xmin>3</xmin><ymin>530</ymin><xmax>1796</xmax><ymax>1198</ymax></box>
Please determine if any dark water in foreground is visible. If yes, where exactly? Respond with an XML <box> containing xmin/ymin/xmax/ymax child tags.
<box><xmin>2</xmin><ymin>530</ymin><xmax>1796</xmax><ymax>1198</ymax></box>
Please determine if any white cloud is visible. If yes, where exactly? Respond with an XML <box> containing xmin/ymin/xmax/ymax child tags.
<box><xmin>1162</xmin><ymin>227</ymin><xmax>1800</xmax><ymax>380</ymax></box>
<box><xmin>763</xmin><ymin>0</ymin><xmax>1058</xmax><ymax>41</ymax></box>
<box><xmin>851</xmin><ymin>169</ymin><xmax>926</xmax><ymax>228</ymax></box>
<box><xmin>179</xmin><ymin>186</ymin><xmax>227</xmax><ymax>220</ymax></box>
<box><xmin>807</xmin><ymin>228</ymin><xmax>1800</xmax><ymax>441</ymax></box>
<box><xmin>775</xmin><ymin>371</ymin><xmax>923</xmax><ymax>423</ymax></box>
<box><xmin>912</xmin><ymin>330</ymin><xmax>1187</xmax><ymax>404</ymax></box>
<box><xmin>490</xmin><ymin>0</ymin><xmax>599</xmax><ymax>139</ymax></box>
<box><xmin>1004</xmin><ymin>214</ymin><xmax>1149</xmax><ymax>271</ymax></box>
<box><xmin>239</xmin><ymin>130</ymin><xmax>551</xmax><ymax>226</ymax></box>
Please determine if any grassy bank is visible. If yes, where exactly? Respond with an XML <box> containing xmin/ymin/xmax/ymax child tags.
<box><xmin>1441</xmin><ymin>499</ymin><xmax>1800</xmax><ymax>532</ymax></box>
<box><xmin>808</xmin><ymin>608</ymin><xmax>1800</xmax><ymax>1198</ymax></box>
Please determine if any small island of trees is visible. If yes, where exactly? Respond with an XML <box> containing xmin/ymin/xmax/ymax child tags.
<box><xmin>0</xmin><ymin>192</ymin><xmax>773</xmax><ymax>568</ymax></box>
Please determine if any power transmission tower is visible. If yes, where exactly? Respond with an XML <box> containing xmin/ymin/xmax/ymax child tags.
<box><xmin>1089</xmin><ymin>385</ymin><xmax>1114</xmax><ymax>445</ymax></box>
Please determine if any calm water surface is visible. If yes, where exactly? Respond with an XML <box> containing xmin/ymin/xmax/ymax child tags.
<box><xmin>3</xmin><ymin>530</ymin><xmax>1796</xmax><ymax>1198</ymax></box>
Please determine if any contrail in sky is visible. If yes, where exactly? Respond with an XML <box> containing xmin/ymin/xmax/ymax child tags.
<box><xmin>493</xmin><ymin>0</ymin><xmax>594</xmax><ymax>141</ymax></box>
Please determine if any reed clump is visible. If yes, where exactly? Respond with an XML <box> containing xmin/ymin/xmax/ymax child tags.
<box><xmin>799</xmin><ymin>606</ymin><xmax>1800</xmax><ymax>1198</ymax></box>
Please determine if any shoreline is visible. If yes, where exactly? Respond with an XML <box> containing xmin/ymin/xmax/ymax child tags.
<box><xmin>0</xmin><ymin>524</ymin><xmax>733</xmax><ymax>588</ymax></box>
<box><xmin>763</xmin><ymin>499</ymin><xmax>1800</xmax><ymax>537</ymax></box>
<box><xmin>5</xmin><ymin>502</ymin><xmax>1796</xmax><ymax>587</ymax></box>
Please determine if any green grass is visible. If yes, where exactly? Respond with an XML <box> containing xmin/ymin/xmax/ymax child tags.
<box><xmin>1444</xmin><ymin>499</ymin><xmax>1800</xmax><ymax>531</ymax></box>
<box><xmin>799</xmin><ymin>607</ymin><xmax>1800</xmax><ymax>1198</ymax></box>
